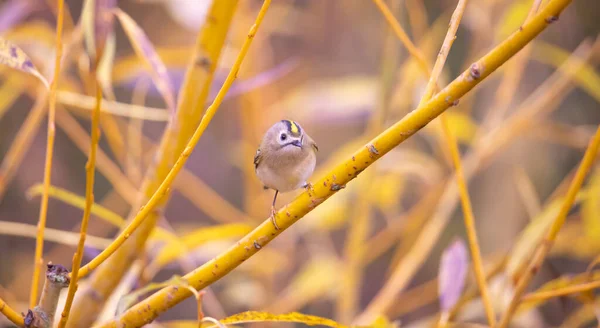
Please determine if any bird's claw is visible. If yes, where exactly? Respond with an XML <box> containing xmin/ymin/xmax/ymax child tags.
<box><xmin>270</xmin><ymin>206</ymin><xmax>279</xmax><ymax>230</ymax></box>
<box><xmin>302</xmin><ymin>182</ymin><xmax>313</xmax><ymax>191</ymax></box>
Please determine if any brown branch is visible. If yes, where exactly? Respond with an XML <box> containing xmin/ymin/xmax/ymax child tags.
<box><xmin>25</xmin><ymin>264</ymin><xmax>70</xmax><ymax>328</ymax></box>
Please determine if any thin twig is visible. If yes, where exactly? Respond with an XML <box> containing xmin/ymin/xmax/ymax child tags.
<box><xmin>0</xmin><ymin>296</ymin><xmax>24</xmax><ymax>327</ymax></box>
<box><xmin>30</xmin><ymin>0</ymin><xmax>65</xmax><ymax>309</ymax></box>
<box><xmin>58</xmin><ymin>80</ymin><xmax>102</xmax><ymax>327</ymax></box>
<box><xmin>521</xmin><ymin>279</ymin><xmax>600</xmax><ymax>304</ymax></box>
<box><xmin>497</xmin><ymin>125</ymin><xmax>600</xmax><ymax>327</ymax></box>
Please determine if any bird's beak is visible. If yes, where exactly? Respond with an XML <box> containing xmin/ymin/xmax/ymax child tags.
<box><xmin>291</xmin><ymin>140</ymin><xmax>302</xmax><ymax>148</ymax></box>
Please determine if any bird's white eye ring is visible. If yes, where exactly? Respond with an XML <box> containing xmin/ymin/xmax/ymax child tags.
<box><xmin>280</xmin><ymin>133</ymin><xmax>287</xmax><ymax>141</ymax></box>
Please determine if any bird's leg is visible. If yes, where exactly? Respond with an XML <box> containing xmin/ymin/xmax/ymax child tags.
<box><xmin>270</xmin><ymin>190</ymin><xmax>280</xmax><ymax>230</ymax></box>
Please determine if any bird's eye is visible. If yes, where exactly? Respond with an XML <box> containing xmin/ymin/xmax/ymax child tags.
<box><xmin>280</xmin><ymin>133</ymin><xmax>287</xmax><ymax>141</ymax></box>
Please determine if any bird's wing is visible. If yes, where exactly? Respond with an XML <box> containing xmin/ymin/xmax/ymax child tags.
<box><xmin>311</xmin><ymin>141</ymin><xmax>319</xmax><ymax>152</ymax></box>
<box><xmin>305</xmin><ymin>134</ymin><xmax>318</xmax><ymax>152</ymax></box>
<box><xmin>253</xmin><ymin>148</ymin><xmax>262</xmax><ymax>169</ymax></box>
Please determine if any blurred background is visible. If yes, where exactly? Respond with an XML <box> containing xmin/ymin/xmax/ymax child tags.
<box><xmin>0</xmin><ymin>0</ymin><xmax>599</xmax><ymax>327</ymax></box>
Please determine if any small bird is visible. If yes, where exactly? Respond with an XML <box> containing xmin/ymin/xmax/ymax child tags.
<box><xmin>254</xmin><ymin>120</ymin><xmax>318</xmax><ymax>229</ymax></box>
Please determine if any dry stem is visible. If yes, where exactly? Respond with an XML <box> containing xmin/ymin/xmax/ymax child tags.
<box><xmin>522</xmin><ymin>279</ymin><xmax>600</xmax><ymax>304</ymax></box>
<box><xmin>0</xmin><ymin>296</ymin><xmax>24</xmax><ymax>327</ymax></box>
<box><xmin>57</xmin><ymin>81</ymin><xmax>102</xmax><ymax>327</ymax></box>
<box><xmin>30</xmin><ymin>0</ymin><xmax>65</xmax><ymax>309</ymax></box>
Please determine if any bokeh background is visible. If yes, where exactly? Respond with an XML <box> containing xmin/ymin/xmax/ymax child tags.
<box><xmin>0</xmin><ymin>0</ymin><xmax>599</xmax><ymax>327</ymax></box>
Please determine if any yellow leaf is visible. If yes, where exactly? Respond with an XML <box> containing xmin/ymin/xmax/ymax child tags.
<box><xmin>424</xmin><ymin>111</ymin><xmax>478</xmax><ymax>145</ymax></box>
<box><xmin>2</xmin><ymin>20</ymin><xmax>56</xmax><ymax>49</ymax></box>
<box><xmin>0</xmin><ymin>38</ymin><xmax>48</xmax><ymax>88</ymax></box>
<box><xmin>551</xmin><ymin>221</ymin><xmax>600</xmax><ymax>260</ymax></box>
<box><xmin>112</xmin><ymin>47</ymin><xmax>192</xmax><ymax>85</ymax></box>
<box><xmin>218</xmin><ymin>311</ymin><xmax>348</xmax><ymax>327</ymax></box>
<box><xmin>25</xmin><ymin>184</ymin><xmax>174</xmax><ymax>242</ymax></box>
<box><xmin>497</xmin><ymin>0</ymin><xmax>530</xmax><ymax>39</ymax></box>
<box><xmin>114</xmin><ymin>9</ymin><xmax>176</xmax><ymax>114</ymax></box>
<box><xmin>275</xmin><ymin>76</ymin><xmax>379</xmax><ymax>123</ymax></box>
<box><xmin>272</xmin><ymin>257</ymin><xmax>342</xmax><ymax>312</ymax></box>
<box><xmin>532</xmin><ymin>41</ymin><xmax>600</xmax><ymax>104</ymax></box>
<box><xmin>0</xmin><ymin>72</ymin><xmax>28</xmax><ymax>121</ymax></box>
<box><xmin>369</xmin><ymin>173</ymin><xmax>404</xmax><ymax>211</ymax></box>
<box><xmin>150</xmin><ymin>223</ymin><xmax>254</xmax><ymax>270</ymax></box>
<box><xmin>354</xmin><ymin>316</ymin><xmax>400</xmax><ymax>328</ymax></box>
<box><xmin>57</xmin><ymin>90</ymin><xmax>169</xmax><ymax>121</ymax></box>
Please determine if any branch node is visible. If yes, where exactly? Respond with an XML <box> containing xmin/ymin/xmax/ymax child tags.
<box><xmin>469</xmin><ymin>63</ymin><xmax>482</xmax><ymax>80</ymax></box>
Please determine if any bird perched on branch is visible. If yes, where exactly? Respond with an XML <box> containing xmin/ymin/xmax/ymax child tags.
<box><xmin>254</xmin><ymin>120</ymin><xmax>318</xmax><ymax>230</ymax></box>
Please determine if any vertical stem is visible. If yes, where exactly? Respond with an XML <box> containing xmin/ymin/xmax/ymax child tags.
<box><xmin>57</xmin><ymin>79</ymin><xmax>102</xmax><ymax>327</ymax></box>
<box><xmin>30</xmin><ymin>0</ymin><xmax>64</xmax><ymax>309</ymax></box>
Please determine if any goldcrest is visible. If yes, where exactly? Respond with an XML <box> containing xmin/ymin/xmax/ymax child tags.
<box><xmin>254</xmin><ymin>120</ymin><xmax>318</xmax><ymax>229</ymax></box>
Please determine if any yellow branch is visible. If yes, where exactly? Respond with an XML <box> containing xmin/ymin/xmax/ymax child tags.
<box><xmin>97</xmin><ymin>0</ymin><xmax>573</xmax><ymax>326</ymax></box>
<box><xmin>58</xmin><ymin>80</ymin><xmax>102</xmax><ymax>327</ymax></box>
<box><xmin>497</xmin><ymin>125</ymin><xmax>600</xmax><ymax>327</ymax></box>
<box><xmin>429</xmin><ymin>0</ymin><xmax>496</xmax><ymax>326</ymax></box>
<box><xmin>0</xmin><ymin>296</ymin><xmax>24</xmax><ymax>327</ymax></box>
<box><xmin>521</xmin><ymin>279</ymin><xmax>600</xmax><ymax>304</ymax></box>
<box><xmin>30</xmin><ymin>0</ymin><xmax>64</xmax><ymax>309</ymax></box>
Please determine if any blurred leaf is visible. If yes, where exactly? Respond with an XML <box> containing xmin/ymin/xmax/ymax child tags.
<box><xmin>116</xmin><ymin>275</ymin><xmax>183</xmax><ymax>315</ymax></box>
<box><xmin>96</xmin><ymin>31</ymin><xmax>116</xmax><ymax>99</ymax></box>
<box><xmin>0</xmin><ymin>71</ymin><xmax>27</xmax><ymax>120</ymax></box>
<box><xmin>423</xmin><ymin>111</ymin><xmax>478</xmax><ymax>146</ymax></box>
<box><xmin>114</xmin><ymin>8</ymin><xmax>176</xmax><ymax>114</ymax></box>
<box><xmin>354</xmin><ymin>316</ymin><xmax>399</xmax><ymax>328</ymax></box>
<box><xmin>532</xmin><ymin>41</ymin><xmax>600</xmax><ymax>104</ymax></box>
<box><xmin>302</xmin><ymin>193</ymin><xmax>350</xmax><ymax>231</ymax></box>
<box><xmin>150</xmin><ymin>223</ymin><xmax>254</xmax><ymax>270</ymax></box>
<box><xmin>506</xmin><ymin>191</ymin><xmax>587</xmax><ymax>280</ymax></box>
<box><xmin>275</xmin><ymin>75</ymin><xmax>379</xmax><ymax>124</ymax></box>
<box><xmin>112</xmin><ymin>47</ymin><xmax>191</xmax><ymax>85</ymax></box>
<box><xmin>438</xmin><ymin>239</ymin><xmax>469</xmax><ymax>313</ymax></box>
<box><xmin>441</xmin><ymin>111</ymin><xmax>478</xmax><ymax>144</ymax></box>
<box><xmin>57</xmin><ymin>90</ymin><xmax>169</xmax><ymax>121</ymax></box>
<box><xmin>1</xmin><ymin>20</ymin><xmax>55</xmax><ymax>48</ymax></box>
<box><xmin>368</xmin><ymin>173</ymin><xmax>404</xmax><ymax>211</ymax></box>
<box><xmin>582</xmin><ymin>168</ymin><xmax>600</xmax><ymax>238</ymax></box>
<box><xmin>0</xmin><ymin>38</ymin><xmax>48</xmax><ymax>88</ymax></box>
<box><xmin>552</xmin><ymin>221</ymin><xmax>600</xmax><ymax>260</ymax></box>
<box><xmin>0</xmin><ymin>0</ymin><xmax>35</xmax><ymax>33</ymax></box>
<box><xmin>497</xmin><ymin>0</ymin><xmax>529</xmax><ymax>39</ymax></box>
<box><xmin>25</xmin><ymin>184</ymin><xmax>174</xmax><ymax>242</ymax></box>
<box><xmin>272</xmin><ymin>257</ymin><xmax>342</xmax><ymax>313</ymax></box>
<box><xmin>82</xmin><ymin>0</ymin><xmax>116</xmax><ymax>62</ymax></box>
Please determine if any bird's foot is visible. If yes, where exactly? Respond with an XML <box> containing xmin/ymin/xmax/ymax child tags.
<box><xmin>302</xmin><ymin>182</ymin><xmax>314</xmax><ymax>191</ymax></box>
<box><xmin>270</xmin><ymin>206</ymin><xmax>280</xmax><ymax>230</ymax></box>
